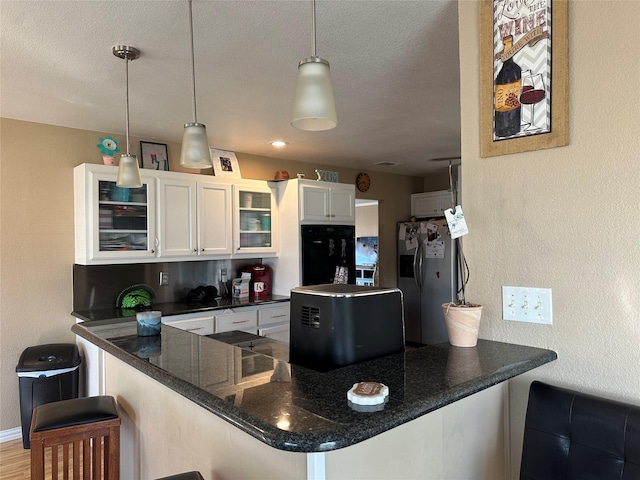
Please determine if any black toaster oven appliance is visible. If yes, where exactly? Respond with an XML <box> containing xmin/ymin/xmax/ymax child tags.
<box><xmin>289</xmin><ymin>284</ymin><xmax>405</xmax><ymax>371</ymax></box>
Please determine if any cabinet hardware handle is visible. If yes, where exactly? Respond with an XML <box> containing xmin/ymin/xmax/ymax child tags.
<box><xmin>201</xmin><ymin>248</ymin><xmax>205</xmax><ymax>252</ymax></box>
<box><xmin>194</xmin><ymin>249</ymin><xmax>197</xmax><ymax>253</ymax></box>
<box><xmin>271</xmin><ymin>314</ymin><xmax>286</xmax><ymax>318</ymax></box>
<box><xmin>151</xmin><ymin>249</ymin><xmax>155</xmax><ymax>253</ymax></box>
<box><xmin>232</xmin><ymin>320</ymin><xmax>249</xmax><ymax>324</ymax></box>
<box><xmin>186</xmin><ymin>327</ymin><xmax>204</xmax><ymax>332</ymax></box>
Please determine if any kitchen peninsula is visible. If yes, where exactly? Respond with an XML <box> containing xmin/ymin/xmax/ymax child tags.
<box><xmin>72</xmin><ymin>319</ymin><xmax>556</xmax><ymax>479</ymax></box>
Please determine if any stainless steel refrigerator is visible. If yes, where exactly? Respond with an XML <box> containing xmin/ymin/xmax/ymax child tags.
<box><xmin>397</xmin><ymin>218</ymin><xmax>457</xmax><ymax>345</ymax></box>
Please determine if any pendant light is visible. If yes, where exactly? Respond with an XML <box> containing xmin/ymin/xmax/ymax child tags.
<box><xmin>291</xmin><ymin>0</ymin><xmax>337</xmax><ymax>131</ymax></box>
<box><xmin>180</xmin><ymin>0</ymin><xmax>212</xmax><ymax>169</ymax></box>
<box><xmin>112</xmin><ymin>45</ymin><xmax>143</xmax><ymax>188</ymax></box>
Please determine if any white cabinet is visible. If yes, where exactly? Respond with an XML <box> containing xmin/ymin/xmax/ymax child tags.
<box><xmin>75</xmin><ymin>163</ymin><xmax>275</xmax><ymax>265</ymax></box>
<box><xmin>162</xmin><ymin>312</ymin><xmax>215</xmax><ymax>336</ymax></box>
<box><xmin>215</xmin><ymin>309</ymin><xmax>258</xmax><ymax>334</ymax></box>
<box><xmin>411</xmin><ymin>190</ymin><xmax>454</xmax><ymax>217</ymax></box>
<box><xmin>299</xmin><ymin>182</ymin><xmax>355</xmax><ymax>224</ymax></box>
<box><xmin>214</xmin><ymin>302</ymin><xmax>290</xmax><ymax>339</ymax></box>
<box><xmin>233</xmin><ymin>184</ymin><xmax>277</xmax><ymax>256</ymax></box>
<box><xmin>74</xmin><ymin>164</ymin><xmax>157</xmax><ymax>264</ymax></box>
<box><xmin>157</xmin><ymin>178</ymin><xmax>232</xmax><ymax>259</ymax></box>
<box><xmin>257</xmin><ymin>304</ymin><xmax>290</xmax><ymax>344</ymax></box>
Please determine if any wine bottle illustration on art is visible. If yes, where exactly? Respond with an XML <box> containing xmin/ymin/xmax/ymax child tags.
<box><xmin>494</xmin><ymin>35</ymin><xmax>522</xmax><ymax>138</ymax></box>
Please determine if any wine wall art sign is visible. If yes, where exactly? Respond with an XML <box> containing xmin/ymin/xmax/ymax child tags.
<box><xmin>480</xmin><ymin>0</ymin><xmax>568</xmax><ymax>157</ymax></box>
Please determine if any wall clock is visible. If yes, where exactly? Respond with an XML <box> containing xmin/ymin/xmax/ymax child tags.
<box><xmin>356</xmin><ymin>172</ymin><xmax>371</xmax><ymax>192</ymax></box>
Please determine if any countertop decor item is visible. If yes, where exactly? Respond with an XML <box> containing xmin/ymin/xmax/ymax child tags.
<box><xmin>112</xmin><ymin>45</ymin><xmax>143</xmax><ymax>188</ymax></box>
<box><xmin>115</xmin><ymin>284</ymin><xmax>156</xmax><ymax>310</ymax></box>
<box><xmin>291</xmin><ymin>0</ymin><xmax>337</xmax><ymax>131</ymax></box>
<box><xmin>179</xmin><ymin>0</ymin><xmax>212</xmax><ymax>169</ymax></box>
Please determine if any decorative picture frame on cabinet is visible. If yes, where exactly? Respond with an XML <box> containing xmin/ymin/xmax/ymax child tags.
<box><xmin>210</xmin><ymin>148</ymin><xmax>241</xmax><ymax>178</ymax></box>
<box><xmin>140</xmin><ymin>141</ymin><xmax>169</xmax><ymax>170</ymax></box>
<box><xmin>480</xmin><ymin>0</ymin><xmax>568</xmax><ymax>158</ymax></box>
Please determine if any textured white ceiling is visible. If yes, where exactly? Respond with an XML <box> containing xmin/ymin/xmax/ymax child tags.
<box><xmin>0</xmin><ymin>0</ymin><xmax>461</xmax><ymax>176</ymax></box>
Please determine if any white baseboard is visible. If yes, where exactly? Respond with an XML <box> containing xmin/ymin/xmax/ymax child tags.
<box><xmin>0</xmin><ymin>427</ymin><xmax>23</xmax><ymax>443</ymax></box>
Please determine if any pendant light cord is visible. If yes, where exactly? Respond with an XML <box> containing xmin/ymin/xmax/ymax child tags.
<box><xmin>188</xmin><ymin>0</ymin><xmax>198</xmax><ymax>123</ymax></box>
<box><xmin>124</xmin><ymin>54</ymin><xmax>131</xmax><ymax>155</ymax></box>
<box><xmin>312</xmin><ymin>0</ymin><xmax>317</xmax><ymax>58</ymax></box>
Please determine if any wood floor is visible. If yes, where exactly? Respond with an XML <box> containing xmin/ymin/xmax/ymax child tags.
<box><xmin>0</xmin><ymin>439</ymin><xmax>30</xmax><ymax>479</ymax></box>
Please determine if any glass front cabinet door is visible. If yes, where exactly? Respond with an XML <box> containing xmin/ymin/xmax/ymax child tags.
<box><xmin>233</xmin><ymin>184</ymin><xmax>276</xmax><ymax>256</ymax></box>
<box><xmin>74</xmin><ymin>164</ymin><xmax>157</xmax><ymax>264</ymax></box>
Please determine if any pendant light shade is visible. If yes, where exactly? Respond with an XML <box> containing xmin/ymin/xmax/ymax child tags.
<box><xmin>116</xmin><ymin>154</ymin><xmax>143</xmax><ymax>187</ymax></box>
<box><xmin>112</xmin><ymin>45</ymin><xmax>142</xmax><ymax>188</ymax></box>
<box><xmin>180</xmin><ymin>122</ymin><xmax>210</xmax><ymax>168</ymax></box>
<box><xmin>180</xmin><ymin>0</ymin><xmax>212</xmax><ymax>169</ymax></box>
<box><xmin>292</xmin><ymin>57</ymin><xmax>337</xmax><ymax>131</ymax></box>
<box><xmin>292</xmin><ymin>0</ymin><xmax>337</xmax><ymax>131</ymax></box>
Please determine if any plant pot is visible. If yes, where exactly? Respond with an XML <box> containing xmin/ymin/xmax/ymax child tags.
<box><xmin>103</xmin><ymin>155</ymin><xmax>116</xmax><ymax>166</ymax></box>
<box><xmin>441</xmin><ymin>302</ymin><xmax>483</xmax><ymax>347</ymax></box>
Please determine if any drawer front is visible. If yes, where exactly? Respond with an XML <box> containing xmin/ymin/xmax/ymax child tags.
<box><xmin>165</xmin><ymin>317</ymin><xmax>214</xmax><ymax>336</ymax></box>
<box><xmin>258</xmin><ymin>323</ymin><xmax>290</xmax><ymax>344</ymax></box>
<box><xmin>215</xmin><ymin>311</ymin><xmax>258</xmax><ymax>333</ymax></box>
<box><xmin>257</xmin><ymin>305</ymin><xmax>290</xmax><ymax>326</ymax></box>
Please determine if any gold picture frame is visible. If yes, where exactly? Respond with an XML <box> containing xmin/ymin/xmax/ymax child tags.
<box><xmin>480</xmin><ymin>0</ymin><xmax>568</xmax><ymax>157</ymax></box>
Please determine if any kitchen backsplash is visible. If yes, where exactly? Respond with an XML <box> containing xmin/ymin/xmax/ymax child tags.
<box><xmin>73</xmin><ymin>259</ymin><xmax>261</xmax><ymax>311</ymax></box>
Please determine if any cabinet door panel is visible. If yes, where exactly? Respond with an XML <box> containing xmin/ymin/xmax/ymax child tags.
<box><xmin>300</xmin><ymin>185</ymin><xmax>330</xmax><ymax>222</ymax></box>
<box><xmin>198</xmin><ymin>182</ymin><xmax>232</xmax><ymax>255</ymax></box>
<box><xmin>330</xmin><ymin>188</ymin><xmax>355</xmax><ymax>223</ymax></box>
<box><xmin>411</xmin><ymin>193</ymin><xmax>440</xmax><ymax>217</ymax></box>
<box><xmin>75</xmin><ymin>165</ymin><xmax>157</xmax><ymax>264</ymax></box>
<box><xmin>158</xmin><ymin>179</ymin><xmax>197</xmax><ymax>257</ymax></box>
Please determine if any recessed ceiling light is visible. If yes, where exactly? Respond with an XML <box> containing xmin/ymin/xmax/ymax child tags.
<box><xmin>270</xmin><ymin>140</ymin><xmax>288</xmax><ymax>147</ymax></box>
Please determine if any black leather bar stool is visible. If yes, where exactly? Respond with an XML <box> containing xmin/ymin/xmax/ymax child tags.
<box><xmin>30</xmin><ymin>395</ymin><xmax>121</xmax><ymax>479</ymax></box>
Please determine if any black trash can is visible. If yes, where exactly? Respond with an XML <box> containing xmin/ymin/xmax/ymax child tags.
<box><xmin>16</xmin><ymin>343</ymin><xmax>81</xmax><ymax>449</ymax></box>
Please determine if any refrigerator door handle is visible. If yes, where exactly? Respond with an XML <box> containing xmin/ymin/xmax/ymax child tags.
<box><xmin>413</xmin><ymin>238</ymin><xmax>423</xmax><ymax>292</ymax></box>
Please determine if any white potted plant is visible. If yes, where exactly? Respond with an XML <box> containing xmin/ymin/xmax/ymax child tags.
<box><xmin>441</xmin><ymin>227</ymin><xmax>483</xmax><ymax>347</ymax></box>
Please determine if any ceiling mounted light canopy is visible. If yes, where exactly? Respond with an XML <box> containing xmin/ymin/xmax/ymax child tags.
<box><xmin>180</xmin><ymin>0</ymin><xmax>212</xmax><ymax>169</ymax></box>
<box><xmin>113</xmin><ymin>45</ymin><xmax>143</xmax><ymax>188</ymax></box>
<box><xmin>291</xmin><ymin>0</ymin><xmax>337</xmax><ymax>131</ymax></box>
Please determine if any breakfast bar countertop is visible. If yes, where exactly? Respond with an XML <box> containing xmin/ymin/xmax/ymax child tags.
<box><xmin>72</xmin><ymin>319</ymin><xmax>557</xmax><ymax>453</ymax></box>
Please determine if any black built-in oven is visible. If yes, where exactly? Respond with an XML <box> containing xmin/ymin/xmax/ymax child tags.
<box><xmin>301</xmin><ymin>225</ymin><xmax>356</xmax><ymax>286</ymax></box>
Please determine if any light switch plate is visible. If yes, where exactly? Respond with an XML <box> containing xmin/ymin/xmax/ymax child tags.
<box><xmin>502</xmin><ymin>286</ymin><xmax>552</xmax><ymax>324</ymax></box>
<box><xmin>159</xmin><ymin>272</ymin><xmax>169</xmax><ymax>286</ymax></box>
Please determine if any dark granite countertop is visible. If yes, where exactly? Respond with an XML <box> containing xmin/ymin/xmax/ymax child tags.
<box><xmin>72</xmin><ymin>294</ymin><xmax>290</xmax><ymax>322</ymax></box>
<box><xmin>72</xmin><ymin>319</ymin><xmax>557</xmax><ymax>453</ymax></box>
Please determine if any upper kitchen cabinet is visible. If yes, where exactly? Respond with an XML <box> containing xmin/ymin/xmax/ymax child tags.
<box><xmin>233</xmin><ymin>184</ymin><xmax>277</xmax><ymax>257</ymax></box>
<box><xmin>74</xmin><ymin>164</ymin><xmax>157</xmax><ymax>265</ymax></box>
<box><xmin>411</xmin><ymin>190</ymin><xmax>454</xmax><ymax>218</ymax></box>
<box><xmin>157</xmin><ymin>178</ymin><xmax>232</xmax><ymax>259</ymax></box>
<box><xmin>299</xmin><ymin>180</ymin><xmax>355</xmax><ymax>224</ymax></box>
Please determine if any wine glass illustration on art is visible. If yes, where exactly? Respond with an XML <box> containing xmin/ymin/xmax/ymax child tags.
<box><xmin>520</xmin><ymin>72</ymin><xmax>546</xmax><ymax>132</ymax></box>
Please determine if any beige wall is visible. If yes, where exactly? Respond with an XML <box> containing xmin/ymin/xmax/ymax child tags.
<box><xmin>459</xmin><ymin>0</ymin><xmax>640</xmax><ymax>476</ymax></box>
<box><xmin>0</xmin><ymin>118</ymin><xmax>422</xmax><ymax>432</ymax></box>
<box><xmin>356</xmin><ymin>203</ymin><xmax>379</xmax><ymax>238</ymax></box>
